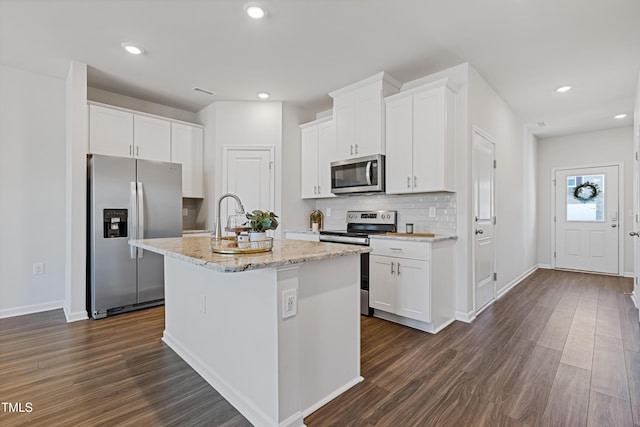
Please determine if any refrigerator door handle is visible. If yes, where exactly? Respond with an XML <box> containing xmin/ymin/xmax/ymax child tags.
<box><xmin>137</xmin><ymin>181</ymin><xmax>144</xmax><ymax>258</ymax></box>
<box><xmin>129</xmin><ymin>181</ymin><xmax>137</xmax><ymax>259</ymax></box>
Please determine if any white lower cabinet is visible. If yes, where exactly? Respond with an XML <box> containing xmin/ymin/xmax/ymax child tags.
<box><xmin>370</xmin><ymin>237</ymin><xmax>455</xmax><ymax>333</ymax></box>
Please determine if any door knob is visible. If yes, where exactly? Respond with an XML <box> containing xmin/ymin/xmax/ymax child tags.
<box><xmin>475</xmin><ymin>229</ymin><xmax>484</xmax><ymax>235</ymax></box>
<box><xmin>611</xmin><ymin>224</ymin><xmax>617</xmax><ymax>228</ymax></box>
<box><xmin>630</xmin><ymin>231</ymin><xmax>639</xmax><ymax>237</ymax></box>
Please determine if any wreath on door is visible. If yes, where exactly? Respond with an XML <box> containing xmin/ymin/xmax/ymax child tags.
<box><xmin>573</xmin><ymin>181</ymin><xmax>600</xmax><ymax>203</ymax></box>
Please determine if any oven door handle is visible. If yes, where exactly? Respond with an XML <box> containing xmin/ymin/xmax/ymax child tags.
<box><xmin>365</xmin><ymin>161</ymin><xmax>372</xmax><ymax>186</ymax></box>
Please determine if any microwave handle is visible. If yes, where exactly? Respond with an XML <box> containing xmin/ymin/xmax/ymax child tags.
<box><xmin>366</xmin><ymin>161</ymin><xmax>372</xmax><ymax>185</ymax></box>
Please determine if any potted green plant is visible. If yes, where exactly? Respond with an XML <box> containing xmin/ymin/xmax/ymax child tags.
<box><xmin>310</xmin><ymin>210</ymin><xmax>322</xmax><ymax>232</ymax></box>
<box><xmin>246</xmin><ymin>210</ymin><xmax>279</xmax><ymax>244</ymax></box>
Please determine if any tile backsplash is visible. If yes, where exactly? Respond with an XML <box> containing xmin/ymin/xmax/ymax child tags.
<box><xmin>315</xmin><ymin>193</ymin><xmax>457</xmax><ymax>234</ymax></box>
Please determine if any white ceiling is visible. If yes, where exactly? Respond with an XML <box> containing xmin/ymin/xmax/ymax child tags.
<box><xmin>1</xmin><ymin>0</ymin><xmax>639</xmax><ymax>137</ymax></box>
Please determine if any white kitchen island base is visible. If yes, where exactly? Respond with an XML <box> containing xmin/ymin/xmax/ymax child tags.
<box><xmin>161</xmin><ymin>253</ymin><xmax>362</xmax><ymax>427</ymax></box>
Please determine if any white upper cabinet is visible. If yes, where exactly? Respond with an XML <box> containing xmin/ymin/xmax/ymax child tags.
<box><xmin>89</xmin><ymin>104</ymin><xmax>133</xmax><ymax>158</ymax></box>
<box><xmin>329</xmin><ymin>72</ymin><xmax>400</xmax><ymax>160</ymax></box>
<box><xmin>171</xmin><ymin>123</ymin><xmax>204</xmax><ymax>198</ymax></box>
<box><xmin>301</xmin><ymin>124</ymin><xmax>319</xmax><ymax>199</ymax></box>
<box><xmin>300</xmin><ymin>117</ymin><xmax>335</xmax><ymax>199</ymax></box>
<box><xmin>385</xmin><ymin>78</ymin><xmax>457</xmax><ymax>194</ymax></box>
<box><xmin>89</xmin><ymin>103</ymin><xmax>204</xmax><ymax>198</ymax></box>
<box><xmin>89</xmin><ymin>103</ymin><xmax>171</xmax><ymax>162</ymax></box>
<box><xmin>133</xmin><ymin>115</ymin><xmax>171</xmax><ymax>162</ymax></box>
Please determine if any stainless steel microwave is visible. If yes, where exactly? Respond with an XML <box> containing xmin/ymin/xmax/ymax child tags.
<box><xmin>330</xmin><ymin>154</ymin><xmax>385</xmax><ymax>195</ymax></box>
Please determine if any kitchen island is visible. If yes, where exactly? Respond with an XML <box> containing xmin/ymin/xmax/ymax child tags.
<box><xmin>130</xmin><ymin>237</ymin><xmax>369</xmax><ymax>427</ymax></box>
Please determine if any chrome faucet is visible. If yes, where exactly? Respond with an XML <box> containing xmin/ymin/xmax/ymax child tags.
<box><xmin>215</xmin><ymin>193</ymin><xmax>246</xmax><ymax>239</ymax></box>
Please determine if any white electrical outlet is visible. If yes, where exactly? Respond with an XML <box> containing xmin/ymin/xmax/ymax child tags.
<box><xmin>282</xmin><ymin>289</ymin><xmax>297</xmax><ymax>319</ymax></box>
<box><xmin>326</xmin><ymin>208</ymin><xmax>331</xmax><ymax>217</ymax></box>
<box><xmin>32</xmin><ymin>262</ymin><xmax>44</xmax><ymax>275</ymax></box>
<box><xmin>201</xmin><ymin>295</ymin><xmax>207</xmax><ymax>314</ymax></box>
<box><xmin>429</xmin><ymin>207</ymin><xmax>436</xmax><ymax>218</ymax></box>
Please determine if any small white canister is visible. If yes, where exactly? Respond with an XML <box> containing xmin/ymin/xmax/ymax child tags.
<box><xmin>237</xmin><ymin>232</ymin><xmax>250</xmax><ymax>249</ymax></box>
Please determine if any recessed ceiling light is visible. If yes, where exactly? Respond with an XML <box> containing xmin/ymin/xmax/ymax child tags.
<box><xmin>244</xmin><ymin>3</ymin><xmax>266</xmax><ymax>19</ymax></box>
<box><xmin>121</xmin><ymin>43</ymin><xmax>145</xmax><ymax>55</ymax></box>
<box><xmin>257</xmin><ymin>92</ymin><xmax>270</xmax><ymax>99</ymax></box>
<box><xmin>614</xmin><ymin>113</ymin><xmax>628</xmax><ymax>119</ymax></box>
<box><xmin>556</xmin><ymin>85</ymin><xmax>572</xmax><ymax>93</ymax></box>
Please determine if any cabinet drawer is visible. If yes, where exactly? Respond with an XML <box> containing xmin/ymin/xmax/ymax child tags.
<box><xmin>370</xmin><ymin>239</ymin><xmax>430</xmax><ymax>260</ymax></box>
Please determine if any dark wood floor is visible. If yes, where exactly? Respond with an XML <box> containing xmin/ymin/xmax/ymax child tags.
<box><xmin>307</xmin><ymin>269</ymin><xmax>640</xmax><ymax>427</ymax></box>
<box><xmin>1</xmin><ymin>269</ymin><xmax>638</xmax><ymax>426</ymax></box>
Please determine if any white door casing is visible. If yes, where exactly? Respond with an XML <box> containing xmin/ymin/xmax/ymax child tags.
<box><xmin>554</xmin><ymin>165</ymin><xmax>620</xmax><ymax>275</ymax></box>
<box><xmin>222</xmin><ymin>146</ymin><xmax>274</xmax><ymax>234</ymax></box>
<box><xmin>472</xmin><ymin>129</ymin><xmax>496</xmax><ymax>313</ymax></box>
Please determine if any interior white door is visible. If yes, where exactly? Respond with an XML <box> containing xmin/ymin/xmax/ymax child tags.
<box><xmin>223</xmin><ymin>146</ymin><xmax>274</xmax><ymax>232</ymax></box>
<box><xmin>472</xmin><ymin>130</ymin><xmax>496</xmax><ymax>313</ymax></box>
<box><xmin>634</xmin><ymin>125</ymin><xmax>640</xmax><ymax>322</ymax></box>
<box><xmin>555</xmin><ymin>166</ymin><xmax>619</xmax><ymax>274</ymax></box>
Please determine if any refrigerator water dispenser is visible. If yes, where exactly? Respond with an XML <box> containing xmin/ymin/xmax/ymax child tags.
<box><xmin>103</xmin><ymin>209</ymin><xmax>128</xmax><ymax>238</ymax></box>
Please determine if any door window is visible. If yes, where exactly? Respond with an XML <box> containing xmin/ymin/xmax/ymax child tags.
<box><xmin>566</xmin><ymin>174</ymin><xmax>605</xmax><ymax>222</ymax></box>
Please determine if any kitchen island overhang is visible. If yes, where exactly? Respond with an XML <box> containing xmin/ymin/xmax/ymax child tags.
<box><xmin>130</xmin><ymin>237</ymin><xmax>369</xmax><ymax>427</ymax></box>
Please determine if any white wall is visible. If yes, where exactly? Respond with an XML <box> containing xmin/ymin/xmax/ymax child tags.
<box><xmin>88</xmin><ymin>87</ymin><xmax>200</xmax><ymax>124</ymax></box>
<box><xmin>0</xmin><ymin>65</ymin><xmax>67</xmax><ymax>317</ymax></box>
<box><xmin>198</xmin><ymin>102</ymin><xmax>284</xmax><ymax>235</ymax></box>
<box><xmin>537</xmin><ymin>127</ymin><xmax>634</xmax><ymax>274</ymax></box>
<box><xmin>468</xmin><ymin>66</ymin><xmax>537</xmax><ymax>304</ymax></box>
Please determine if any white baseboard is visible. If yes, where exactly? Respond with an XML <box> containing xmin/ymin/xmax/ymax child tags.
<box><xmin>163</xmin><ymin>331</ymin><xmax>273</xmax><ymax>427</ymax></box>
<box><xmin>455</xmin><ymin>310</ymin><xmax>476</xmax><ymax>323</ymax></box>
<box><xmin>301</xmin><ymin>376</ymin><xmax>363</xmax><ymax>418</ymax></box>
<box><xmin>631</xmin><ymin>292</ymin><xmax>638</xmax><ymax>309</ymax></box>
<box><xmin>164</xmin><ymin>330</ymin><xmax>305</xmax><ymax>427</ymax></box>
<box><xmin>538</xmin><ymin>263</ymin><xmax>553</xmax><ymax>270</ymax></box>
<box><xmin>63</xmin><ymin>307</ymin><xmax>88</xmax><ymax>323</ymax></box>
<box><xmin>0</xmin><ymin>300</ymin><xmax>64</xmax><ymax>319</ymax></box>
<box><xmin>497</xmin><ymin>265</ymin><xmax>538</xmax><ymax>299</ymax></box>
<box><xmin>623</xmin><ymin>271</ymin><xmax>634</xmax><ymax>278</ymax></box>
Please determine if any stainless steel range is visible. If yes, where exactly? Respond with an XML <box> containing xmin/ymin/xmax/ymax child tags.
<box><xmin>320</xmin><ymin>210</ymin><xmax>397</xmax><ymax>315</ymax></box>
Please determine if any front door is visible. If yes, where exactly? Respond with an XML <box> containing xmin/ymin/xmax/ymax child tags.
<box><xmin>555</xmin><ymin>166</ymin><xmax>620</xmax><ymax>274</ymax></box>
<box><xmin>472</xmin><ymin>129</ymin><xmax>496</xmax><ymax>313</ymax></box>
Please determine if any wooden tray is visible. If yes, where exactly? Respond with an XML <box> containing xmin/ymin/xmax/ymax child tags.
<box><xmin>386</xmin><ymin>232</ymin><xmax>435</xmax><ymax>237</ymax></box>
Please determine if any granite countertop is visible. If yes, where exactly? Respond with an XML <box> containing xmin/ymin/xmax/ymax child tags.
<box><xmin>369</xmin><ymin>234</ymin><xmax>457</xmax><ymax>243</ymax></box>
<box><xmin>130</xmin><ymin>237</ymin><xmax>369</xmax><ymax>273</ymax></box>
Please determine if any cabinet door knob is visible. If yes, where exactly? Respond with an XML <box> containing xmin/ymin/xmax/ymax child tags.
<box><xmin>407</xmin><ymin>176</ymin><xmax>411</xmax><ymax>188</ymax></box>
<box><xmin>136</xmin><ymin>146</ymin><xmax>139</xmax><ymax>157</ymax></box>
<box><xmin>350</xmin><ymin>145</ymin><xmax>354</xmax><ymax>155</ymax></box>
<box><xmin>355</xmin><ymin>144</ymin><xmax>358</xmax><ymax>154</ymax></box>
<box><xmin>475</xmin><ymin>229</ymin><xmax>484</xmax><ymax>235</ymax></box>
<box><xmin>397</xmin><ymin>262</ymin><xmax>401</xmax><ymax>275</ymax></box>
<box><xmin>414</xmin><ymin>176</ymin><xmax>417</xmax><ymax>187</ymax></box>
<box><xmin>129</xmin><ymin>144</ymin><xmax>132</xmax><ymax>156</ymax></box>
<box><xmin>630</xmin><ymin>231</ymin><xmax>639</xmax><ymax>237</ymax></box>
<box><xmin>390</xmin><ymin>261</ymin><xmax>395</xmax><ymax>275</ymax></box>
<box><xmin>317</xmin><ymin>185</ymin><xmax>320</xmax><ymax>194</ymax></box>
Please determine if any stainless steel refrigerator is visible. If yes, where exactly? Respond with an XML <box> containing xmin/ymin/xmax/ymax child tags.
<box><xmin>87</xmin><ymin>154</ymin><xmax>182</xmax><ymax>319</ymax></box>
